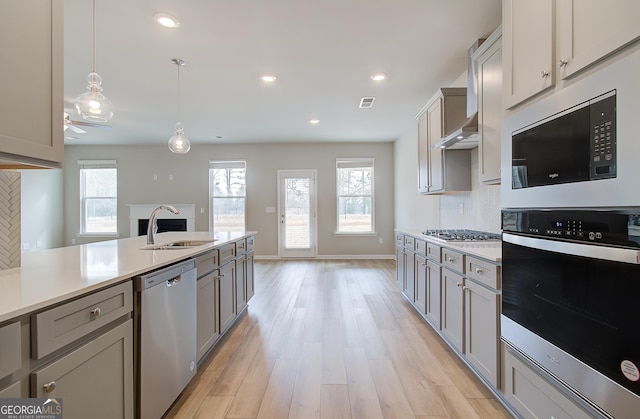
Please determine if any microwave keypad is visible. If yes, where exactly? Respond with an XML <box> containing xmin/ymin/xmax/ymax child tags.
<box><xmin>592</xmin><ymin>121</ymin><xmax>613</xmax><ymax>163</ymax></box>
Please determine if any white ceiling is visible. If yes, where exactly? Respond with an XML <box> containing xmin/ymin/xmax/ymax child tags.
<box><xmin>63</xmin><ymin>0</ymin><xmax>501</xmax><ymax>146</ymax></box>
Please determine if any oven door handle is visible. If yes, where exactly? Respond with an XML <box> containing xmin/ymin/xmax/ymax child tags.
<box><xmin>503</xmin><ymin>232</ymin><xmax>640</xmax><ymax>264</ymax></box>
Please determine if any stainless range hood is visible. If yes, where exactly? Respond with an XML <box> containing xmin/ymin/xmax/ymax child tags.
<box><xmin>432</xmin><ymin>39</ymin><xmax>485</xmax><ymax>150</ymax></box>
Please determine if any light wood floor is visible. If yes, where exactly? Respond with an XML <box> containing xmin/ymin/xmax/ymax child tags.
<box><xmin>165</xmin><ymin>259</ymin><xmax>512</xmax><ymax>419</ymax></box>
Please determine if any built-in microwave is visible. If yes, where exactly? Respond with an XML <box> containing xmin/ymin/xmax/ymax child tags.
<box><xmin>501</xmin><ymin>47</ymin><xmax>640</xmax><ymax>209</ymax></box>
<box><xmin>511</xmin><ymin>91</ymin><xmax>616</xmax><ymax>189</ymax></box>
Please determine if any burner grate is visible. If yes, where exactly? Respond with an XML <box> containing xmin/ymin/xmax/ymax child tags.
<box><xmin>421</xmin><ymin>229</ymin><xmax>501</xmax><ymax>241</ymax></box>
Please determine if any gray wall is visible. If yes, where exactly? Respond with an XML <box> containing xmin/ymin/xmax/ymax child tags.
<box><xmin>20</xmin><ymin>169</ymin><xmax>65</xmax><ymax>251</ymax></box>
<box><xmin>63</xmin><ymin>142</ymin><xmax>395</xmax><ymax>258</ymax></box>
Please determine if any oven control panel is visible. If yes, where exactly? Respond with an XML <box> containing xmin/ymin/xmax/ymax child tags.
<box><xmin>502</xmin><ymin>209</ymin><xmax>640</xmax><ymax>248</ymax></box>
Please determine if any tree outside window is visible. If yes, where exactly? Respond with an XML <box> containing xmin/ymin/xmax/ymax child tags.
<box><xmin>79</xmin><ymin>160</ymin><xmax>117</xmax><ymax>234</ymax></box>
<box><xmin>336</xmin><ymin>158</ymin><xmax>374</xmax><ymax>233</ymax></box>
<box><xmin>210</xmin><ymin>161</ymin><xmax>246</xmax><ymax>232</ymax></box>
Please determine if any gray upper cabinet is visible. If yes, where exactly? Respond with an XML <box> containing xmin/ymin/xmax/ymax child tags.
<box><xmin>0</xmin><ymin>1</ymin><xmax>63</xmax><ymax>169</ymax></box>
<box><xmin>417</xmin><ymin>88</ymin><xmax>471</xmax><ymax>194</ymax></box>
<box><xmin>475</xmin><ymin>27</ymin><xmax>503</xmax><ymax>185</ymax></box>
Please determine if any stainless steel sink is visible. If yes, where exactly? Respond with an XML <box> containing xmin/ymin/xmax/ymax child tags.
<box><xmin>142</xmin><ymin>239</ymin><xmax>217</xmax><ymax>250</ymax></box>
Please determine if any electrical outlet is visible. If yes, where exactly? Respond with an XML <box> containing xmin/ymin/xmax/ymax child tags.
<box><xmin>22</xmin><ymin>243</ymin><xmax>30</xmax><ymax>250</ymax></box>
<box><xmin>379</xmin><ymin>237</ymin><xmax>383</xmax><ymax>244</ymax></box>
<box><xmin>459</xmin><ymin>203</ymin><xmax>464</xmax><ymax>215</ymax></box>
<box><xmin>200</xmin><ymin>207</ymin><xmax>205</xmax><ymax>214</ymax></box>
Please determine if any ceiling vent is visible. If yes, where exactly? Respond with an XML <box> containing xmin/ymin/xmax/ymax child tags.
<box><xmin>359</xmin><ymin>97</ymin><xmax>375</xmax><ymax>108</ymax></box>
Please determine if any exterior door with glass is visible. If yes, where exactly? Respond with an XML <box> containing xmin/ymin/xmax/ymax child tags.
<box><xmin>277</xmin><ymin>170</ymin><xmax>317</xmax><ymax>258</ymax></box>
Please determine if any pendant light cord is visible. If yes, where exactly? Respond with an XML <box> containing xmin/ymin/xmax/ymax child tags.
<box><xmin>177</xmin><ymin>62</ymin><xmax>182</xmax><ymax>123</ymax></box>
<box><xmin>92</xmin><ymin>0</ymin><xmax>97</xmax><ymax>73</ymax></box>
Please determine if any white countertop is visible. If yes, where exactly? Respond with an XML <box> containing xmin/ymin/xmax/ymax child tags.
<box><xmin>398</xmin><ymin>230</ymin><xmax>502</xmax><ymax>262</ymax></box>
<box><xmin>0</xmin><ymin>231</ymin><xmax>256</xmax><ymax>324</ymax></box>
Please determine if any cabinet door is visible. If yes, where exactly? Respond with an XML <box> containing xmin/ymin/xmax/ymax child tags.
<box><xmin>197</xmin><ymin>272</ymin><xmax>219</xmax><ymax>361</ymax></box>
<box><xmin>403</xmin><ymin>250</ymin><xmax>416</xmax><ymax>302</ymax></box>
<box><xmin>477</xmin><ymin>32</ymin><xmax>503</xmax><ymax>184</ymax></box>
<box><xmin>219</xmin><ymin>262</ymin><xmax>237</xmax><ymax>333</ymax></box>
<box><xmin>417</xmin><ymin>112</ymin><xmax>430</xmax><ymax>193</ymax></box>
<box><xmin>395</xmin><ymin>246</ymin><xmax>405</xmax><ymax>290</ymax></box>
<box><xmin>246</xmin><ymin>252</ymin><xmax>255</xmax><ymax>302</ymax></box>
<box><xmin>441</xmin><ymin>269</ymin><xmax>464</xmax><ymax>353</ymax></box>
<box><xmin>31</xmin><ymin>320</ymin><xmax>133</xmax><ymax>419</ymax></box>
<box><xmin>426</xmin><ymin>99</ymin><xmax>444</xmax><ymax>192</ymax></box>
<box><xmin>503</xmin><ymin>0</ymin><xmax>554</xmax><ymax>109</ymax></box>
<box><xmin>425</xmin><ymin>260</ymin><xmax>442</xmax><ymax>329</ymax></box>
<box><xmin>557</xmin><ymin>0</ymin><xmax>640</xmax><ymax>79</ymax></box>
<box><xmin>464</xmin><ymin>280</ymin><xmax>499</xmax><ymax>388</ymax></box>
<box><xmin>0</xmin><ymin>1</ymin><xmax>63</xmax><ymax>168</ymax></box>
<box><xmin>414</xmin><ymin>254</ymin><xmax>427</xmax><ymax>313</ymax></box>
<box><xmin>235</xmin><ymin>258</ymin><xmax>247</xmax><ymax>313</ymax></box>
<box><xmin>503</xmin><ymin>345</ymin><xmax>593</xmax><ymax>419</ymax></box>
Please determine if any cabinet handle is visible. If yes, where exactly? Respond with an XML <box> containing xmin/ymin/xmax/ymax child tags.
<box><xmin>475</xmin><ymin>268</ymin><xmax>483</xmax><ymax>274</ymax></box>
<box><xmin>90</xmin><ymin>307</ymin><xmax>101</xmax><ymax>320</ymax></box>
<box><xmin>462</xmin><ymin>286</ymin><xmax>468</xmax><ymax>292</ymax></box>
<box><xmin>448</xmin><ymin>257</ymin><xmax>454</xmax><ymax>263</ymax></box>
<box><xmin>43</xmin><ymin>381</ymin><xmax>56</xmax><ymax>393</ymax></box>
<box><xmin>540</xmin><ymin>70</ymin><xmax>550</xmax><ymax>78</ymax></box>
<box><xmin>456</xmin><ymin>282</ymin><xmax>463</xmax><ymax>287</ymax></box>
<box><xmin>421</xmin><ymin>262</ymin><xmax>427</xmax><ymax>267</ymax></box>
<box><xmin>558</xmin><ymin>59</ymin><xmax>568</xmax><ymax>68</ymax></box>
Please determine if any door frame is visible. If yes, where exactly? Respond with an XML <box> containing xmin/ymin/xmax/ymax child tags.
<box><xmin>277</xmin><ymin>169</ymin><xmax>317</xmax><ymax>258</ymax></box>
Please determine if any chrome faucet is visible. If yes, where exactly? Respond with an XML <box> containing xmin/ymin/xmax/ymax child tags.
<box><xmin>146</xmin><ymin>205</ymin><xmax>180</xmax><ymax>245</ymax></box>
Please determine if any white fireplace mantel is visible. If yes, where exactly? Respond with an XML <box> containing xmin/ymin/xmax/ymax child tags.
<box><xmin>127</xmin><ymin>204</ymin><xmax>196</xmax><ymax>237</ymax></box>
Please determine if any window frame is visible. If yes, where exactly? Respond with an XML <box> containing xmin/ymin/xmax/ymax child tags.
<box><xmin>209</xmin><ymin>160</ymin><xmax>247</xmax><ymax>233</ymax></box>
<box><xmin>335</xmin><ymin>158</ymin><xmax>376</xmax><ymax>235</ymax></box>
<box><xmin>78</xmin><ymin>159</ymin><xmax>118</xmax><ymax>237</ymax></box>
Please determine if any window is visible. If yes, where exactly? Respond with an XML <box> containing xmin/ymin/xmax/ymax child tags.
<box><xmin>78</xmin><ymin>160</ymin><xmax>117</xmax><ymax>234</ymax></box>
<box><xmin>336</xmin><ymin>158</ymin><xmax>374</xmax><ymax>233</ymax></box>
<box><xmin>209</xmin><ymin>160</ymin><xmax>246</xmax><ymax>232</ymax></box>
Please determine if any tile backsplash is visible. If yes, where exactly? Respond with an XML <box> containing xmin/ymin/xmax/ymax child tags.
<box><xmin>0</xmin><ymin>171</ymin><xmax>21</xmax><ymax>269</ymax></box>
<box><xmin>440</xmin><ymin>151</ymin><xmax>502</xmax><ymax>233</ymax></box>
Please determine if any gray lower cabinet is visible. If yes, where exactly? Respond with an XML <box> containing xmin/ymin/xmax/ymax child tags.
<box><xmin>246</xmin><ymin>252</ymin><xmax>255</xmax><ymax>301</ymax></box>
<box><xmin>414</xmin><ymin>254</ymin><xmax>427</xmax><ymax>313</ymax></box>
<box><xmin>31</xmin><ymin>319</ymin><xmax>133</xmax><ymax>419</ymax></box>
<box><xmin>197</xmin><ymin>270</ymin><xmax>219</xmax><ymax>361</ymax></box>
<box><xmin>441</xmin><ymin>268</ymin><xmax>465</xmax><ymax>353</ymax></box>
<box><xmin>219</xmin><ymin>260</ymin><xmax>237</xmax><ymax>333</ymax></box>
<box><xmin>465</xmin><ymin>279</ymin><xmax>499</xmax><ymax>388</ymax></box>
<box><xmin>235</xmin><ymin>257</ymin><xmax>247</xmax><ymax>313</ymax></box>
<box><xmin>503</xmin><ymin>343</ymin><xmax>592</xmax><ymax>419</ymax></box>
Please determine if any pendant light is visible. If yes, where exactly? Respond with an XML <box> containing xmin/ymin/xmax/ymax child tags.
<box><xmin>74</xmin><ymin>0</ymin><xmax>113</xmax><ymax>122</ymax></box>
<box><xmin>168</xmin><ymin>58</ymin><xmax>191</xmax><ymax>154</ymax></box>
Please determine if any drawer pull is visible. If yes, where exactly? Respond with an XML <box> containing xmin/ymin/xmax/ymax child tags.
<box><xmin>540</xmin><ymin>70</ymin><xmax>550</xmax><ymax>78</ymax></box>
<box><xmin>421</xmin><ymin>262</ymin><xmax>427</xmax><ymax>267</ymax></box>
<box><xmin>43</xmin><ymin>381</ymin><xmax>56</xmax><ymax>393</ymax></box>
<box><xmin>456</xmin><ymin>282</ymin><xmax>463</xmax><ymax>287</ymax></box>
<box><xmin>475</xmin><ymin>268</ymin><xmax>483</xmax><ymax>274</ymax></box>
<box><xmin>448</xmin><ymin>258</ymin><xmax>454</xmax><ymax>263</ymax></box>
<box><xmin>90</xmin><ymin>307</ymin><xmax>101</xmax><ymax>320</ymax></box>
<box><xmin>462</xmin><ymin>286</ymin><xmax>468</xmax><ymax>292</ymax></box>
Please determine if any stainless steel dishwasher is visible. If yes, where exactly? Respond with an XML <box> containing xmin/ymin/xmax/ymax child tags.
<box><xmin>135</xmin><ymin>259</ymin><xmax>197</xmax><ymax>419</ymax></box>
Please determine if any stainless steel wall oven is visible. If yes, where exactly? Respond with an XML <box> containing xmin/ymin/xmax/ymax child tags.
<box><xmin>501</xmin><ymin>208</ymin><xmax>640</xmax><ymax>419</ymax></box>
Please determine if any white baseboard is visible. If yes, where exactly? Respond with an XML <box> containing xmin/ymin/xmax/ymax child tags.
<box><xmin>254</xmin><ymin>254</ymin><xmax>395</xmax><ymax>260</ymax></box>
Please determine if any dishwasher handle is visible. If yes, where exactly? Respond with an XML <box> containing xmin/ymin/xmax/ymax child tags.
<box><xmin>136</xmin><ymin>259</ymin><xmax>196</xmax><ymax>291</ymax></box>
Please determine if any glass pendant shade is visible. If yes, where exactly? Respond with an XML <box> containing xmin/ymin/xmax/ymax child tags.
<box><xmin>74</xmin><ymin>72</ymin><xmax>113</xmax><ymax>122</ymax></box>
<box><xmin>168</xmin><ymin>122</ymin><xmax>191</xmax><ymax>154</ymax></box>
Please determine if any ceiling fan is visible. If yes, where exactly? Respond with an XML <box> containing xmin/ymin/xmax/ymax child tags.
<box><xmin>63</xmin><ymin>112</ymin><xmax>111</xmax><ymax>134</ymax></box>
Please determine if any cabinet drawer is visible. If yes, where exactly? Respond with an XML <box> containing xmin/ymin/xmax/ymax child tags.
<box><xmin>442</xmin><ymin>248</ymin><xmax>464</xmax><ymax>274</ymax></box>
<box><xmin>404</xmin><ymin>236</ymin><xmax>415</xmax><ymax>250</ymax></box>
<box><xmin>426</xmin><ymin>243</ymin><xmax>442</xmax><ymax>262</ymax></box>
<box><xmin>246</xmin><ymin>236</ymin><xmax>255</xmax><ymax>252</ymax></box>
<box><xmin>415</xmin><ymin>239</ymin><xmax>427</xmax><ymax>256</ymax></box>
<box><xmin>466</xmin><ymin>256</ymin><xmax>500</xmax><ymax>289</ymax></box>
<box><xmin>31</xmin><ymin>281</ymin><xmax>133</xmax><ymax>359</ymax></box>
<box><xmin>0</xmin><ymin>381</ymin><xmax>21</xmax><ymax>398</ymax></box>
<box><xmin>395</xmin><ymin>232</ymin><xmax>404</xmax><ymax>247</ymax></box>
<box><xmin>218</xmin><ymin>244</ymin><xmax>236</xmax><ymax>266</ymax></box>
<box><xmin>195</xmin><ymin>249</ymin><xmax>219</xmax><ymax>277</ymax></box>
<box><xmin>236</xmin><ymin>239</ymin><xmax>247</xmax><ymax>255</ymax></box>
<box><xmin>0</xmin><ymin>321</ymin><xmax>21</xmax><ymax>379</ymax></box>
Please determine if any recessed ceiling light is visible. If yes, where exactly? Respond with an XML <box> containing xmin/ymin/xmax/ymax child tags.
<box><xmin>309</xmin><ymin>119</ymin><xmax>320</xmax><ymax>125</ymax></box>
<box><xmin>154</xmin><ymin>13</ymin><xmax>181</xmax><ymax>29</ymax></box>
<box><xmin>261</xmin><ymin>74</ymin><xmax>277</xmax><ymax>82</ymax></box>
<box><xmin>370</xmin><ymin>72</ymin><xmax>388</xmax><ymax>81</ymax></box>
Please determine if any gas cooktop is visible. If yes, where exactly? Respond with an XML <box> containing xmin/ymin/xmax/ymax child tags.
<box><xmin>421</xmin><ymin>229</ymin><xmax>501</xmax><ymax>242</ymax></box>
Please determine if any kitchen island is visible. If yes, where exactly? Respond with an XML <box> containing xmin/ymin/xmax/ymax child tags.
<box><xmin>0</xmin><ymin>231</ymin><xmax>256</xmax><ymax>418</ymax></box>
